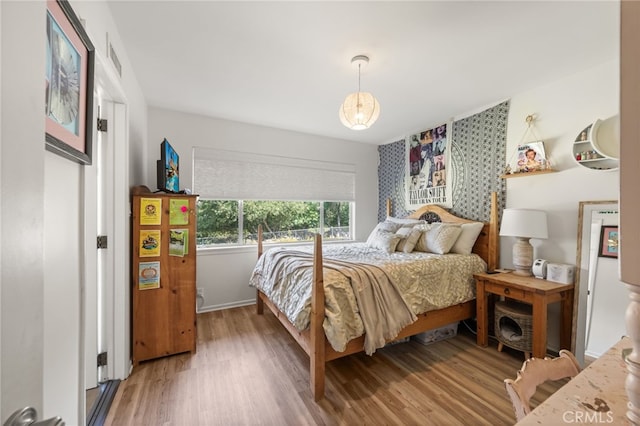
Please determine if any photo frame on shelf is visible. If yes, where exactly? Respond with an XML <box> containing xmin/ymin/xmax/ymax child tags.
<box><xmin>598</xmin><ymin>225</ymin><xmax>619</xmax><ymax>258</ymax></box>
<box><xmin>502</xmin><ymin>115</ymin><xmax>557</xmax><ymax>178</ymax></box>
<box><xmin>45</xmin><ymin>0</ymin><xmax>95</xmax><ymax>165</ymax></box>
<box><xmin>515</xmin><ymin>141</ymin><xmax>548</xmax><ymax>173</ymax></box>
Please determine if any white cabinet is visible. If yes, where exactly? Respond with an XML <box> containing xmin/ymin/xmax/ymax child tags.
<box><xmin>572</xmin><ymin>118</ymin><xmax>619</xmax><ymax>171</ymax></box>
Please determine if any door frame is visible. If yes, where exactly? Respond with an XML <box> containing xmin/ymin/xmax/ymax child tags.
<box><xmin>81</xmin><ymin>50</ymin><xmax>129</xmax><ymax>419</ymax></box>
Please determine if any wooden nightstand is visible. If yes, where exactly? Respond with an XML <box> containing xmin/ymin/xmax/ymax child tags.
<box><xmin>474</xmin><ymin>272</ymin><xmax>574</xmax><ymax>358</ymax></box>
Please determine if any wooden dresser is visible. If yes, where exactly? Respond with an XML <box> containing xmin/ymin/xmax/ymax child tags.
<box><xmin>131</xmin><ymin>192</ymin><xmax>197</xmax><ymax>365</ymax></box>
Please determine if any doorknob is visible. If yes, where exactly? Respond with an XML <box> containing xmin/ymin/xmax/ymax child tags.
<box><xmin>4</xmin><ymin>407</ymin><xmax>64</xmax><ymax>426</ymax></box>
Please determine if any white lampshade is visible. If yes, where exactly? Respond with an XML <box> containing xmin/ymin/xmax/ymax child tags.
<box><xmin>500</xmin><ymin>209</ymin><xmax>548</xmax><ymax>239</ymax></box>
<box><xmin>339</xmin><ymin>55</ymin><xmax>380</xmax><ymax>130</ymax></box>
<box><xmin>339</xmin><ymin>92</ymin><xmax>381</xmax><ymax>130</ymax></box>
<box><xmin>500</xmin><ymin>209</ymin><xmax>548</xmax><ymax>276</ymax></box>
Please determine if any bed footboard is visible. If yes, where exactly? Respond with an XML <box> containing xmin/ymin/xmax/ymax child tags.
<box><xmin>254</xmin><ymin>231</ymin><xmax>326</xmax><ymax>400</ymax></box>
<box><xmin>310</xmin><ymin>234</ymin><xmax>325</xmax><ymax>401</ymax></box>
<box><xmin>256</xmin><ymin>225</ymin><xmax>264</xmax><ymax>315</ymax></box>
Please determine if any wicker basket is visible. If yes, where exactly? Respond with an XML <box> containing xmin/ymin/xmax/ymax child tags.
<box><xmin>494</xmin><ymin>300</ymin><xmax>533</xmax><ymax>352</ymax></box>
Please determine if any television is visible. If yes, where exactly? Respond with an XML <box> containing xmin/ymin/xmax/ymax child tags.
<box><xmin>157</xmin><ymin>138</ymin><xmax>179</xmax><ymax>193</ymax></box>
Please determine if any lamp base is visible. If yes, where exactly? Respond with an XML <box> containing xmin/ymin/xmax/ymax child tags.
<box><xmin>512</xmin><ymin>237</ymin><xmax>533</xmax><ymax>276</ymax></box>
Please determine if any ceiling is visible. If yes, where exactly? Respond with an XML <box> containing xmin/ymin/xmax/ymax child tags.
<box><xmin>107</xmin><ymin>1</ymin><xmax>619</xmax><ymax>145</ymax></box>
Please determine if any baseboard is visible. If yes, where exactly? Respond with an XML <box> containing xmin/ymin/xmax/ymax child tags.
<box><xmin>87</xmin><ymin>379</ymin><xmax>120</xmax><ymax>426</ymax></box>
<box><xmin>197</xmin><ymin>299</ymin><xmax>255</xmax><ymax>313</ymax></box>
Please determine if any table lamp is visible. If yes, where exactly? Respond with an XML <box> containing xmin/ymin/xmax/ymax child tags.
<box><xmin>500</xmin><ymin>209</ymin><xmax>548</xmax><ymax>276</ymax></box>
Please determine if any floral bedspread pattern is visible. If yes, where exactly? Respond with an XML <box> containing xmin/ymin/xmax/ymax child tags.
<box><xmin>249</xmin><ymin>243</ymin><xmax>486</xmax><ymax>353</ymax></box>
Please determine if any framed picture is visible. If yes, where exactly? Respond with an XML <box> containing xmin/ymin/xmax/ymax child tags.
<box><xmin>515</xmin><ymin>141</ymin><xmax>547</xmax><ymax>173</ymax></box>
<box><xmin>45</xmin><ymin>0</ymin><xmax>95</xmax><ymax>165</ymax></box>
<box><xmin>598</xmin><ymin>225</ymin><xmax>619</xmax><ymax>258</ymax></box>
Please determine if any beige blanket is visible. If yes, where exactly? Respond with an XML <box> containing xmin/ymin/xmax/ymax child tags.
<box><xmin>250</xmin><ymin>243</ymin><xmax>485</xmax><ymax>353</ymax></box>
<box><xmin>256</xmin><ymin>249</ymin><xmax>417</xmax><ymax>355</ymax></box>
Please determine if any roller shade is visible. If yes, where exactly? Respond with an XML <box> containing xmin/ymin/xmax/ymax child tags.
<box><xmin>193</xmin><ymin>147</ymin><xmax>356</xmax><ymax>201</ymax></box>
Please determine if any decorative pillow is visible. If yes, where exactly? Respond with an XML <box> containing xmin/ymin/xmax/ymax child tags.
<box><xmin>395</xmin><ymin>227</ymin><xmax>422</xmax><ymax>253</ymax></box>
<box><xmin>367</xmin><ymin>230</ymin><xmax>401</xmax><ymax>253</ymax></box>
<box><xmin>385</xmin><ymin>216</ymin><xmax>424</xmax><ymax>225</ymax></box>
<box><xmin>413</xmin><ymin>223</ymin><xmax>435</xmax><ymax>252</ymax></box>
<box><xmin>415</xmin><ymin>223</ymin><xmax>462</xmax><ymax>254</ymax></box>
<box><xmin>450</xmin><ymin>222</ymin><xmax>484</xmax><ymax>255</ymax></box>
<box><xmin>366</xmin><ymin>221</ymin><xmax>402</xmax><ymax>245</ymax></box>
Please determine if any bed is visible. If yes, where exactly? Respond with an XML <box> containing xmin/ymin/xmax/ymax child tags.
<box><xmin>250</xmin><ymin>192</ymin><xmax>499</xmax><ymax>401</ymax></box>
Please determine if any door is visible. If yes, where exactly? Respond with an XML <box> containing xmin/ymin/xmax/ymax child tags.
<box><xmin>85</xmin><ymin>98</ymin><xmax>113</xmax><ymax>391</ymax></box>
<box><xmin>84</xmin><ymin>95</ymin><xmax>128</xmax><ymax>394</ymax></box>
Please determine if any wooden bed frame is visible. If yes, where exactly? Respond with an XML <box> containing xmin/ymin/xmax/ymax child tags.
<box><xmin>255</xmin><ymin>192</ymin><xmax>499</xmax><ymax>401</ymax></box>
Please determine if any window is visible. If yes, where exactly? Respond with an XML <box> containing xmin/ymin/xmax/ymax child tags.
<box><xmin>193</xmin><ymin>148</ymin><xmax>355</xmax><ymax>248</ymax></box>
<box><xmin>196</xmin><ymin>200</ymin><xmax>239</xmax><ymax>245</ymax></box>
<box><xmin>196</xmin><ymin>200</ymin><xmax>352</xmax><ymax>247</ymax></box>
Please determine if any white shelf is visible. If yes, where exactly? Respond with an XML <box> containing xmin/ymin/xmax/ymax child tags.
<box><xmin>572</xmin><ymin>120</ymin><xmax>619</xmax><ymax>171</ymax></box>
<box><xmin>577</xmin><ymin>158</ymin><xmax>606</xmax><ymax>163</ymax></box>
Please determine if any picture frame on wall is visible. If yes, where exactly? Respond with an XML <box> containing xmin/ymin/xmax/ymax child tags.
<box><xmin>45</xmin><ymin>0</ymin><xmax>95</xmax><ymax>165</ymax></box>
<box><xmin>598</xmin><ymin>225</ymin><xmax>619</xmax><ymax>258</ymax></box>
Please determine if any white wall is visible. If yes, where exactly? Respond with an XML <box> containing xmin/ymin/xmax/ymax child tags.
<box><xmin>70</xmin><ymin>1</ymin><xmax>149</xmax><ymax>187</ymax></box>
<box><xmin>1</xmin><ymin>1</ymin><xmax>147</xmax><ymax>424</ymax></box>
<box><xmin>504</xmin><ymin>59</ymin><xmax>620</xmax><ymax>354</ymax></box>
<box><xmin>147</xmin><ymin>107</ymin><xmax>379</xmax><ymax>311</ymax></box>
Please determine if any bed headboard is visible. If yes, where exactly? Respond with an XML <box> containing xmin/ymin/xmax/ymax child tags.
<box><xmin>387</xmin><ymin>192</ymin><xmax>499</xmax><ymax>270</ymax></box>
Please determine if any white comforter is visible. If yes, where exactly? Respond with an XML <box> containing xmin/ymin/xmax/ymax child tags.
<box><xmin>249</xmin><ymin>242</ymin><xmax>486</xmax><ymax>353</ymax></box>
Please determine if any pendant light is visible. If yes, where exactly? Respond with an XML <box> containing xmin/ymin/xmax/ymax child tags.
<box><xmin>339</xmin><ymin>55</ymin><xmax>380</xmax><ymax>130</ymax></box>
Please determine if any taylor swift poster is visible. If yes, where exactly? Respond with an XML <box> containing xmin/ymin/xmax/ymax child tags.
<box><xmin>406</xmin><ymin>122</ymin><xmax>452</xmax><ymax>209</ymax></box>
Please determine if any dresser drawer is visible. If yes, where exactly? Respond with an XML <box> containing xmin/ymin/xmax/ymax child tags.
<box><xmin>484</xmin><ymin>281</ymin><xmax>534</xmax><ymax>303</ymax></box>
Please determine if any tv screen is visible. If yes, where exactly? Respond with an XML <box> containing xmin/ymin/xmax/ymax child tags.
<box><xmin>157</xmin><ymin>138</ymin><xmax>179</xmax><ymax>193</ymax></box>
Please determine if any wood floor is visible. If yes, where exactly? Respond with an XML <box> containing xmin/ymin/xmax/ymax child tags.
<box><xmin>105</xmin><ymin>306</ymin><xmax>566</xmax><ymax>425</ymax></box>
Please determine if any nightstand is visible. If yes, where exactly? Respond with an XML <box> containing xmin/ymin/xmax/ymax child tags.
<box><xmin>474</xmin><ymin>272</ymin><xmax>574</xmax><ymax>358</ymax></box>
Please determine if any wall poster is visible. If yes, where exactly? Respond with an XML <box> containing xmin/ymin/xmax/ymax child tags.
<box><xmin>139</xmin><ymin>230</ymin><xmax>161</xmax><ymax>257</ymax></box>
<box><xmin>169</xmin><ymin>229</ymin><xmax>188</xmax><ymax>257</ymax></box>
<box><xmin>140</xmin><ymin>198</ymin><xmax>162</xmax><ymax>225</ymax></box>
<box><xmin>169</xmin><ymin>199</ymin><xmax>189</xmax><ymax>225</ymax></box>
<box><xmin>138</xmin><ymin>261</ymin><xmax>160</xmax><ymax>290</ymax></box>
<box><xmin>406</xmin><ymin>122</ymin><xmax>452</xmax><ymax>209</ymax></box>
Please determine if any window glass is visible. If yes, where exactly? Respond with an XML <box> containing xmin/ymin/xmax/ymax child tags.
<box><xmin>196</xmin><ymin>200</ymin><xmax>239</xmax><ymax>245</ymax></box>
<box><xmin>323</xmin><ymin>202</ymin><xmax>351</xmax><ymax>240</ymax></box>
<box><xmin>243</xmin><ymin>201</ymin><xmax>319</xmax><ymax>244</ymax></box>
<box><xmin>196</xmin><ymin>199</ymin><xmax>352</xmax><ymax>247</ymax></box>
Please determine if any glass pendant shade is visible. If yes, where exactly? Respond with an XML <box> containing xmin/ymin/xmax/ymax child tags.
<box><xmin>339</xmin><ymin>91</ymin><xmax>380</xmax><ymax>130</ymax></box>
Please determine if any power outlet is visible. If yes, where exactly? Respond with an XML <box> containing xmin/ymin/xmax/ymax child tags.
<box><xmin>197</xmin><ymin>287</ymin><xmax>204</xmax><ymax>297</ymax></box>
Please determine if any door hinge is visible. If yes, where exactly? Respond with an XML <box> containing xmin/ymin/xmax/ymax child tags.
<box><xmin>97</xmin><ymin>118</ymin><xmax>108</xmax><ymax>132</ymax></box>
<box><xmin>97</xmin><ymin>352</ymin><xmax>108</xmax><ymax>367</ymax></box>
<box><xmin>97</xmin><ymin>235</ymin><xmax>108</xmax><ymax>249</ymax></box>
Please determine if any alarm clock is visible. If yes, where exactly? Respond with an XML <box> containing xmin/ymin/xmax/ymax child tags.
<box><xmin>532</xmin><ymin>259</ymin><xmax>548</xmax><ymax>279</ymax></box>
